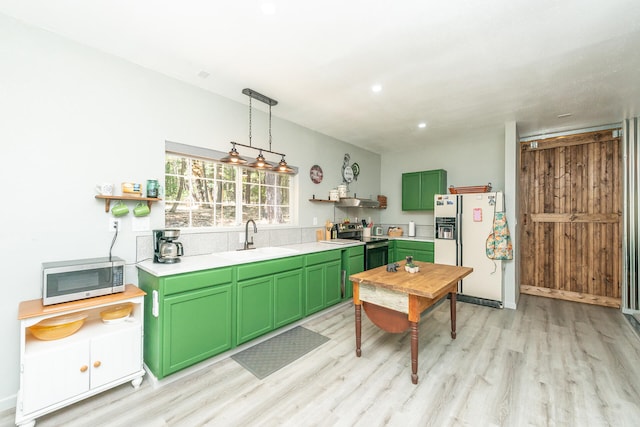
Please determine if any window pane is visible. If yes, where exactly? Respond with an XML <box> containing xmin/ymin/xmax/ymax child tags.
<box><xmin>165</xmin><ymin>152</ymin><xmax>293</xmax><ymax>228</ymax></box>
<box><xmin>191</xmin><ymin>203</ymin><xmax>214</xmax><ymax>227</ymax></box>
<box><xmin>165</xmin><ymin>202</ymin><xmax>191</xmax><ymax>228</ymax></box>
<box><xmin>165</xmin><ymin>177</ymin><xmax>191</xmax><ymax>202</ymax></box>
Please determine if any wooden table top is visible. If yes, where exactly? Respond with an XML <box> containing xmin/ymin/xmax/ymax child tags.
<box><xmin>350</xmin><ymin>261</ymin><xmax>473</xmax><ymax>299</ymax></box>
<box><xmin>18</xmin><ymin>284</ymin><xmax>145</xmax><ymax>320</ymax></box>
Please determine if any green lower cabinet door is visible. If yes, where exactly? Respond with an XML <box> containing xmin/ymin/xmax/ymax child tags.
<box><xmin>237</xmin><ymin>277</ymin><xmax>274</xmax><ymax>345</ymax></box>
<box><xmin>162</xmin><ymin>284</ymin><xmax>232</xmax><ymax>376</ymax></box>
<box><xmin>324</xmin><ymin>260</ymin><xmax>342</xmax><ymax>307</ymax></box>
<box><xmin>274</xmin><ymin>269</ymin><xmax>303</xmax><ymax>329</ymax></box>
<box><xmin>346</xmin><ymin>255</ymin><xmax>364</xmax><ymax>298</ymax></box>
<box><xmin>305</xmin><ymin>265</ymin><xmax>325</xmax><ymax>315</ymax></box>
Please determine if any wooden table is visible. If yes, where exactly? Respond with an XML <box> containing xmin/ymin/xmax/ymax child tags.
<box><xmin>350</xmin><ymin>261</ymin><xmax>473</xmax><ymax>384</ymax></box>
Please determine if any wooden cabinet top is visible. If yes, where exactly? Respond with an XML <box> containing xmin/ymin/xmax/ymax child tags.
<box><xmin>350</xmin><ymin>262</ymin><xmax>472</xmax><ymax>299</ymax></box>
<box><xmin>18</xmin><ymin>284</ymin><xmax>146</xmax><ymax>320</ymax></box>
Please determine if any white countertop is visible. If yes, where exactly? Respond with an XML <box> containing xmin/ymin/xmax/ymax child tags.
<box><xmin>137</xmin><ymin>241</ymin><xmax>364</xmax><ymax>277</ymax></box>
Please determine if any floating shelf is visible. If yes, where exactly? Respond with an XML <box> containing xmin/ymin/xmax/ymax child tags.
<box><xmin>308</xmin><ymin>198</ymin><xmax>337</xmax><ymax>203</ymax></box>
<box><xmin>95</xmin><ymin>195</ymin><xmax>162</xmax><ymax>212</ymax></box>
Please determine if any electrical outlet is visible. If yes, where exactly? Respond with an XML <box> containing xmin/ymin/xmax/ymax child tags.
<box><xmin>109</xmin><ymin>218</ymin><xmax>121</xmax><ymax>231</ymax></box>
<box><xmin>313</xmin><ymin>217</ymin><xmax>318</xmax><ymax>226</ymax></box>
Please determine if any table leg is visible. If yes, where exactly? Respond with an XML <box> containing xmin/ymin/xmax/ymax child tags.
<box><xmin>355</xmin><ymin>304</ymin><xmax>362</xmax><ymax>357</ymax></box>
<box><xmin>450</xmin><ymin>292</ymin><xmax>457</xmax><ymax>339</ymax></box>
<box><xmin>410</xmin><ymin>321</ymin><xmax>418</xmax><ymax>384</ymax></box>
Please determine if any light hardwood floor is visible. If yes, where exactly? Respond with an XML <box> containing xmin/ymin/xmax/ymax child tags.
<box><xmin>3</xmin><ymin>294</ymin><xmax>640</xmax><ymax>427</ymax></box>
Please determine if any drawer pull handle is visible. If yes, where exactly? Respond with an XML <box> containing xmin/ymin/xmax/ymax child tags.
<box><xmin>80</xmin><ymin>365</ymin><xmax>88</xmax><ymax>373</ymax></box>
<box><xmin>93</xmin><ymin>361</ymin><xmax>101</xmax><ymax>368</ymax></box>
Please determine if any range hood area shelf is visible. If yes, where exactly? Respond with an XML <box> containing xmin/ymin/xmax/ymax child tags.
<box><xmin>308</xmin><ymin>198</ymin><xmax>337</xmax><ymax>203</ymax></box>
<box><xmin>95</xmin><ymin>195</ymin><xmax>162</xmax><ymax>212</ymax></box>
<box><xmin>334</xmin><ymin>197</ymin><xmax>385</xmax><ymax>209</ymax></box>
<box><xmin>308</xmin><ymin>197</ymin><xmax>385</xmax><ymax>209</ymax></box>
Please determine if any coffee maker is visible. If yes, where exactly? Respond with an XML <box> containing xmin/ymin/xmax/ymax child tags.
<box><xmin>153</xmin><ymin>229</ymin><xmax>184</xmax><ymax>263</ymax></box>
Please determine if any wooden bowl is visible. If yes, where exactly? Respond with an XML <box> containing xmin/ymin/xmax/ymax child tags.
<box><xmin>29</xmin><ymin>312</ymin><xmax>88</xmax><ymax>341</ymax></box>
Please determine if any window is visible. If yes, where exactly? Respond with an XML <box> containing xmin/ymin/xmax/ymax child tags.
<box><xmin>164</xmin><ymin>152</ymin><xmax>293</xmax><ymax>228</ymax></box>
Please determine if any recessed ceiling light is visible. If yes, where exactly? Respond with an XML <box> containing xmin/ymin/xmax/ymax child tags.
<box><xmin>371</xmin><ymin>84</ymin><xmax>382</xmax><ymax>93</ymax></box>
<box><xmin>557</xmin><ymin>113</ymin><xmax>572</xmax><ymax>118</ymax></box>
<box><xmin>418</xmin><ymin>122</ymin><xmax>427</xmax><ymax>129</ymax></box>
<box><xmin>261</xmin><ymin>2</ymin><xmax>276</xmax><ymax>15</ymax></box>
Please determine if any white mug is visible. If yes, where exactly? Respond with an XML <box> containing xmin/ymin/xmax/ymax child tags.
<box><xmin>96</xmin><ymin>183</ymin><xmax>114</xmax><ymax>196</ymax></box>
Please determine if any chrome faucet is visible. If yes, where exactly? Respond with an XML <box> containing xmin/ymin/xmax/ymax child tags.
<box><xmin>244</xmin><ymin>219</ymin><xmax>257</xmax><ymax>250</ymax></box>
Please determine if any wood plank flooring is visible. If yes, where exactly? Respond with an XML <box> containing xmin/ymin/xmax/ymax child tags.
<box><xmin>3</xmin><ymin>294</ymin><xmax>640</xmax><ymax>426</ymax></box>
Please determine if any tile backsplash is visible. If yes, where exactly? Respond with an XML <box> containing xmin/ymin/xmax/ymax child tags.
<box><xmin>136</xmin><ymin>227</ymin><xmax>321</xmax><ymax>262</ymax></box>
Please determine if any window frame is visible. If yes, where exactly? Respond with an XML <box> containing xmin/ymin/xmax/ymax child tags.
<box><xmin>164</xmin><ymin>141</ymin><xmax>298</xmax><ymax>229</ymax></box>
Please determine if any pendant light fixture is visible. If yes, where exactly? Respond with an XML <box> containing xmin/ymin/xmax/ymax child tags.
<box><xmin>221</xmin><ymin>88</ymin><xmax>295</xmax><ymax>174</ymax></box>
<box><xmin>219</xmin><ymin>142</ymin><xmax>248</xmax><ymax>164</ymax></box>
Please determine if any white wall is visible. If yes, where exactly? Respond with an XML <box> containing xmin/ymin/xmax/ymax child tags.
<box><xmin>379</xmin><ymin>128</ymin><xmax>506</xmax><ymax>233</ymax></box>
<box><xmin>0</xmin><ymin>15</ymin><xmax>380</xmax><ymax>410</ymax></box>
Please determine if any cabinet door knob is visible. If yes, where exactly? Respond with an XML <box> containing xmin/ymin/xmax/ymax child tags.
<box><xmin>80</xmin><ymin>365</ymin><xmax>88</xmax><ymax>373</ymax></box>
<box><xmin>93</xmin><ymin>361</ymin><xmax>101</xmax><ymax>368</ymax></box>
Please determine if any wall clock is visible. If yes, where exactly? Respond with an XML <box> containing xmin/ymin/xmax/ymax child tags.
<box><xmin>310</xmin><ymin>165</ymin><xmax>323</xmax><ymax>184</ymax></box>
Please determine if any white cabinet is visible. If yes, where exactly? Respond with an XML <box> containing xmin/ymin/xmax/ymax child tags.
<box><xmin>16</xmin><ymin>285</ymin><xmax>145</xmax><ymax>427</ymax></box>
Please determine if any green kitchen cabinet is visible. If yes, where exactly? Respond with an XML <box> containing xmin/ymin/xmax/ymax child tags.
<box><xmin>163</xmin><ymin>284</ymin><xmax>232</xmax><ymax>376</ymax></box>
<box><xmin>305</xmin><ymin>250</ymin><xmax>342</xmax><ymax>315</ymax></box>
<box><xmin>402</xmin><ymin>169</ymin><xmax>447</xmax><ymax>211</ymax></box>
<box><xmin>342</xmin><ymin>245</ymin><xmax>364</xmax><ymax>299</ymax></box>
<box><xmin>388</xmin><ymin>240</ymin><xmax>397</xmax><ymax>264</ymax></box>
<box><xmin>236</xmin><ymin>276</ymin><xmax>273</xmax><ymax>344</ymax></box>
<box><xmin>393</xmin><ymin>240</ymin><xmax>434</xmax><ymax>263</ymax></box>
<box><xmin>274</xmin><ymin>268</ymin><xmax>304</xmax><ymax>329</ymax></box>
<box><xmin>236</xmin><ymin>256</ymin><xmax>304</xmax><ymax>345</ymax></box>
<box><xmin>138</xmin><ymin>267</ymin><xmax>234</xmax><ymax>379</ymax></box>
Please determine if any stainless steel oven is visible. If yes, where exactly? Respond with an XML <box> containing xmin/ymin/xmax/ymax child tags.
<box><xmin>336</xmin><ymin>223</ymin><xmax>389</xmax><ymax>270</ymax></box>
<box><xmin>363</xmin><ymin>237</ymin><xmax>389</xmax><ymax>270</ymax></box>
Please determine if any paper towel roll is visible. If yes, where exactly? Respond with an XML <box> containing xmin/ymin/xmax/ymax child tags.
<box><xmin>408</xmin><ymin>221</ymin><xmax>416</xmax><ymax>237</ymax></box>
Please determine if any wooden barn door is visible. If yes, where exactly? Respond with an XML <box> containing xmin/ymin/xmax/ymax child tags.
<box><xmin>519</xmin><ymin>129</ymin><xmax>622</xmax><ymax>307</ymax></box>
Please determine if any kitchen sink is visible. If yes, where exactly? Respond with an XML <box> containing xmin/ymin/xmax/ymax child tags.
<box><xmin>214</xmin><ymin>246</ymin><xmax>299</xmax><ymax>261</ymax></box>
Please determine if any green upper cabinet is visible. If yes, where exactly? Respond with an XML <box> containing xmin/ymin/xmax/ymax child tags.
<box><xmin>402</xmin><ymin>169</ymin><xmax>447</xmax><ymax>211</ymax></box>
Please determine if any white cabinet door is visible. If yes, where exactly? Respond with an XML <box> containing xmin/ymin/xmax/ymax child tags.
<box><xmin>90</xmin><ymin>322</ymin><xmax>142</xmax><ymax>389</ymax></box>
<box><xmin>22</xmin><ymin>340</ymin><xmax>90</xmax><ymax>414</ymax></box>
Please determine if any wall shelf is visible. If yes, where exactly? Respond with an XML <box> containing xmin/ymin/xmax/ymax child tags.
<box><xmin>308</xmin><ymin>198</ymin><xmax>337</xmax><ymax>203</ymax></box>
<box><xmin>95</xmin><ymin>195</ymin><xmax>162</xmax><ymax>213</ymax></box>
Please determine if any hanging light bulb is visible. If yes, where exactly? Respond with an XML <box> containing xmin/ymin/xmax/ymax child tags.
<box><xmin>249</xmin><ymin>150</ymin><xmax>274</xmax><ymax>169</ymax></box>
<box><xmin>273</xmin><ymin>155</ymin><xmax>295</xmax><ymax>174</ymax></box>
<box><xmin>220</xmin><ymin>142</ymin><xmax>248</xmax><ymax>164</ymax></box>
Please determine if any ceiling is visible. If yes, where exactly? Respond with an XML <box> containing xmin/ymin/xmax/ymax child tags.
<box><xmin>2</xmin><ymin>0</ymin><xmax>640</xmax><ymax>153</ymax></box>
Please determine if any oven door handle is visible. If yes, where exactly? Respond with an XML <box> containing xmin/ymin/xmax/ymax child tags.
<box><xmin>366</xmin><ymin>241</ymin><xmax>389</xmax><ymax>250</ymax></box>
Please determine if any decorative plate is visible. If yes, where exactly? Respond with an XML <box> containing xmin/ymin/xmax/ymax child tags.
<box><xmin>351</xmin><ymin>162</ymin><xmax>360</xmax><ymax>179</ymax></box>
<box><xmin>310</xmin><ymin>165</ymin><xmax>323</xmax><ymax>184</ymax></box>
<box><xmin>342</xmin><ymin>165</ymin><xmax>354</xmax><ymax>183</ymax></box>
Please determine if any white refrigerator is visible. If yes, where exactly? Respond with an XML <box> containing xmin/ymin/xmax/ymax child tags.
<box><xmin>434</xmin><ymin>192</ymin><xmax>504</xmax><ymax>305</ymax></box>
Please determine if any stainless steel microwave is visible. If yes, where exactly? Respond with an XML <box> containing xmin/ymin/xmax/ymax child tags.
<box><xmin>42</xmin><ymin>257</ymin><xmax>125</xmax><ymax>305</ymax></box>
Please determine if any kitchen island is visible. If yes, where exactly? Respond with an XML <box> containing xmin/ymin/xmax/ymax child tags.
<box><xmin>350</xmin><ymin>261</ymin><xmax>472</xmax><ymax>384</ymax></box>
